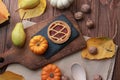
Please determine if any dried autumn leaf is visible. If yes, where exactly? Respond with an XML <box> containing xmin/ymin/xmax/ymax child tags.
<box><xmin>0</xmin><ymin>71</ymin><xmax>24</xmax><ymax>80</ymax></box>
<box><xmin>0</xmin><ymin>0</ymin><xmax>10</xmax><ymax>24</ymax></box>
<box><xmin>18</xmin><ymin>0</ymin><xmax>46</xmax><ymax>19</ymax></box>
<box><xmin>81</xmin><ymin>37</ymin><xmax>116</xmax><ymax>60</ymax></box>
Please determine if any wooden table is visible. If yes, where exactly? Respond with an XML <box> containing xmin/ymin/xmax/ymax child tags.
<box><xmin>0</xmin><ymin>0</ymin><xmax>120</xmax><ymax>79</ymax></box>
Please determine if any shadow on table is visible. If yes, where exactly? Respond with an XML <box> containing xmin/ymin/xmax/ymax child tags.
<box><xmin>0</xmin><ymin>18</ymin><xmax>10</xmax><ymax>28</ymax></box>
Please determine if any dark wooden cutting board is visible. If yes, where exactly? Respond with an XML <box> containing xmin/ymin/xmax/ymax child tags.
<box><xmin>0</xmin><ymin>12</ymin><xmax>86</xmax><ymax>70</ymax></box>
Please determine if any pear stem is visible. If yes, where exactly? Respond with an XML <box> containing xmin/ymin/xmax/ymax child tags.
<box><xmin>20</xmin><ymin>12</ymin><xmax>26</xmax><ymax>22</ymax></box>
<box><xmin>15</xmin><ymin>8</ymin><xmax>22</xmax><ymax>12</ymax></box>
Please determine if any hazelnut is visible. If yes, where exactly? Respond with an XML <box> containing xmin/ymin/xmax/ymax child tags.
<box><xmin>94</xmin><ymin>74</ymin><xmax>102</xmax><ymax>80</ymax></box>
<box><xmin>81</xmin><ymin>4</ymin><xmax>91</xmax><ymax>13</ymax></box>
<box><xmin>61</xmin><ymin>75</ymin><xmax>69</xmax><ymax>80</ymax></box>
<box><xmin>74</xmin><ymin>12</ymin><xmax>83</xmax><ymax>20</ymax></box>
<box><xmin>86</xmin><ymin>19</ymin><xmax>94</xmax><ymax>29</ymax></box>
<box><xmin>88</xmin><ymin>46</ymin><xmax>98</xmax><ymax>55</ymax></box>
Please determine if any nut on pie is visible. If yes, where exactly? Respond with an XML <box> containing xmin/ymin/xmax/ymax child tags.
<box><xmin>47</xmin><ymin>21</ymin><xmax>71</xmax><ymax>44</ymax></box>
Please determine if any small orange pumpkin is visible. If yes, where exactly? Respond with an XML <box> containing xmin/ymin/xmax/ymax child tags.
<box><xmin>29</xmin><ymin>35</ymin><xmax>48</xmax><ymax>55</ymax></box>
<box><xmin>41</xmin><ymin>64</ymin><xmax>61</xmax><ymax>80</ymax></box>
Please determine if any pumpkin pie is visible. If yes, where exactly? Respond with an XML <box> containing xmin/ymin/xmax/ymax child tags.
<box><xmin>47</xmin><ymin>20</ymin><xmax>71</xmax><ymax>44</ymax></box>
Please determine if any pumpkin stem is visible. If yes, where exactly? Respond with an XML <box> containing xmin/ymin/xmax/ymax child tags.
<box><xmin>49</xmin><ymin>73</ymin><xmax>54</xmax><ymax>78</ymax></box>
<box><xmin>36</xmin><ymin>42</ymin><xmax>40</xmax><ymax>46</ymax></box>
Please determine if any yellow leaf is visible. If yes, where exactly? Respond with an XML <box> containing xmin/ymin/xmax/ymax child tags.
<box><xmin>18</xmin><ymin>0</ymin><xmax>46</xmax><ymax>19</ymax></box>
<box><xmin>81</xmin><ymin>37</ymin><xmax>116</xmax><ymax>60</ymax></box>
<box><xmin>0</xmin><ymin>71</ymin><xmax>24</xmax><ymax>80</ymax></box>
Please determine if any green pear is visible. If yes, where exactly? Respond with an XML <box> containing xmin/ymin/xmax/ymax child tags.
<box><xmin>19</xmin><ymin>0</ymin><xmax>40</xmax><ymax>9</ymax></box>
<box><xmin>12</xmin><ymin>22</ymin><xmax>26</xmax><ymax>47</ymax></box>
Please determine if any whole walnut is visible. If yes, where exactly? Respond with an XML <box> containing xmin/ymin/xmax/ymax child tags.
<box><xmin>74</xmin><ymin>12</ymin><xmax>83</xmax><ymax>20</ymax></box>
<box><xmin>86</xmin><ymin>19</ymin><xmax>94</xmax><ymax>29</ymax></box>
<box><xmin>94</xmin><ymin>74</ymin><xmax>102</xmax><ymax>80</ymax></box>
<box><xmin>81</xmin><ymin>4</ymin><xmax>91</xmax><ymax>13</ymax></box>
<box><xmin>61</xmin><ymin>75</ymin><xmax>69</xmax><ymax>80</ymax></box>
<box><xmin>88</xmin><ymin>46</ymin><xmax>98</xmax><ymax>55</ymax></box>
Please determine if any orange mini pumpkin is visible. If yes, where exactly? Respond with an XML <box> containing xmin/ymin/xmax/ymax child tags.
<box><xmin>29</xmin><ymin>35</ymin><xmax>48</xmax><ymax>55</ymax></box>
<box><xmin>41</xmin><ymin>64</ymin><xmax>61</xmax><ymax>80</ymax></box>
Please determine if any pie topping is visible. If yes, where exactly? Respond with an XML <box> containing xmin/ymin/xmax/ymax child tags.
<box><xmin>47</xmin><ymin>21</ymin><xmax>71</xmax><ymax>44</ymax></box>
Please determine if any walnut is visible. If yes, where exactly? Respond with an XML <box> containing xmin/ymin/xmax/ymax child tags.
<box><xmin>74</xmin><ymin>12</ymin><xmax>83</xmax><ymax>20</ymax></box>
<box><xmin>88</xmin><ymin>46</ymin><xmax>98</xmax><ymax>55</ymax></box>
<box><xmin>94</xmin><ymin>74</ymin><xmax>102</xmax><ymax>80</ymax></box>
<box><xmin>86</xmin><ymin>19</ymin><xmax>94</xmax><ymax>29</ymax></box>
<box><xmin>81</xmin><ymin>4</ymin><xmax>91</xmax><ymax>13</ymax></box>
<box><xmin>61</xmin><ymin>75</ymin><xmax>69</xmax><ymax>80</ymax></box>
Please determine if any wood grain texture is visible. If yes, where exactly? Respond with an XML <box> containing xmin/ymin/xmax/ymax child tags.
<box><xmin>0</xmin><ymin>0</ymin><xmax>120</xmax><ymax>79</ymax></box>
<box><xmin>0</xmin><ymin>12</ymin><xmax>86</xmax><ymax>70</ymax></box>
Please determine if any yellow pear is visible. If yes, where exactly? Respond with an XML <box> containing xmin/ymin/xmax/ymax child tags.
<box><xmin>19</xmin><ymin>0</ymin><xmax>40</xmax><ymax>9</ymax></box>
<box><xmin>11</xmin><ymin>22</ymin><xmax>26</xmax><ymax>47</ymax></box>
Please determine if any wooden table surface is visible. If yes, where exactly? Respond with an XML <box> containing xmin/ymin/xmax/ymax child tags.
<box><xmin>0</xmin><ymin>0</ymin><xmax>120</xmax><ymax>79</ymax></box>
